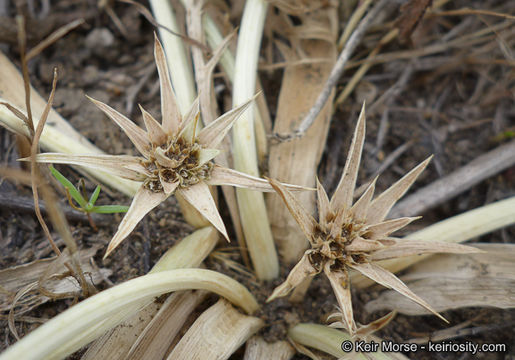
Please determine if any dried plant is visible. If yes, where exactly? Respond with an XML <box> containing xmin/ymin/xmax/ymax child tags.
<box><xmin>267</xmin><ymin>103</ymin><xmax>482</xmax><ymax>335</ymax></box>
<box><xmin>30</xmin><ymin>36</ymin><xmax>306</xmax><ymax>258</ymax></box>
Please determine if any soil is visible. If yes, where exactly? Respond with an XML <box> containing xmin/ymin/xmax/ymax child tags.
<box><xmin>0</xmin><ymin>1</ymin><xmax>514</xmax><ymax>359</ymax></box>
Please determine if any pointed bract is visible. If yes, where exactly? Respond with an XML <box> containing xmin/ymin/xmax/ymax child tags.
<box><xmin>32</xmin><ymin>153</ymin><xmax>147</xmax><ymax>181</ymax></box>
<box><xmin>178</xmin><ymin>97</ymin><xmax>200</xmax><ymax>137</ymax></box>
<box><xmin>154</xmin><ymin>147</ymin><xmax>180</xmax><ymax>168</ymax></box>
<box><xmin>105</xmin><ymin>186</ymin><xmax>169</xmax><ymax>258</ymax></box>
<box><xmin>316</xmin><ymin>177</ymin><xmax>331</xmax><ymax>228</ymax></box>
<box><xmin>351</xmin><ymin>176</ymin><xmax>377</xmax><ymax>222</ymax></box>
<box><xmin>330</xmin><ymin>102</ymin><xmax>366</xmax><ymax>212</ymax></box>
<box><xmin>154</xmin><ymin>35</ymin><xmax>181</xmax><ymax>135</ymax></box>
<box><xmin>139</xmin><ymin>105</ymin><xmax>167</xmax><ymax>146</ymax></box>
<box><xmin>364</xmin><ymin>217</ymin><xmax>420</xmax><ymax>240</ymax></box>
<box><xmin>367</xmin><ymin>156</ymin><xmax>432</xmax><ymax>224</ymax></box>
<box><xmin>267</xmin><ymin>253</ymin><xmax>318</xmax><ymax>302</ymax></box>
<box><xmin>207</xmin><ymin>165</ymin><xmax>310</xmax><ymax>192</ymax></box>
<box><xmin>87</xmin><ymin>96</ymin><xmax>150</xmax><ymax>157</ymax></box>
<box><xmin>197</xmin><ymin>96</ymin><xmax>256</xmax><ymax>149</ymax></box>
<box><xmin>177</xmin><ymin>182</ymin><xmax>229</xmax><ymax>241</ymax></box>
<box><xmin>324</xmin><ymin>263</ymin><xmax>357</xmax><ymax>334</ymax></box>
<box><xmin>350</xmin><ymin>262</ymin><xmax>448</xmax><ymax>322</ymax></box>
<box><xmin>159</xmin><ymin>177</ymin><xmax>180</xmax><ymax>195</ymax></box>
<box><xmin>345</xmin><ymin>237</ymin><xmax>385</xmax><ymax>252</ymax></box>
<box><xmin>197</xmin><ymin>148</ymin><xmax>220</xmax><ymax>167</ymax></box>
<box><xmin>268</xmin><ymin>178</ymin><xmax>318</xmax><ymax>245</ymax></box>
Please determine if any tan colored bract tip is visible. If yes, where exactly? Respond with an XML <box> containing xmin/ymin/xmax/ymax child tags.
<box><xmin>32</xmin><ymin>36</ymin><xmax>309</xmax><ymax>258</ymax></box>
<box><xmin>268</xmin><ymin>103</ymin><xmax>481</xmax><ymax>335</ymax></box>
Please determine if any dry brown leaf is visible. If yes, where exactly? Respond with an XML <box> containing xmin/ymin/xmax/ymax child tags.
<box><xmin>81</xmin><ymin>302</ymin><xmax>160</xmax><ymax>360</ymax></box>
<box><xmin>267</xmin><ymin>4</ymin><xmax>337</xmax><ymax>263</ymax></box>
<box><xmin>395</xmin><ymin>0</ymin><xmax>433</xmax><ymax>44</ymax></box>
<box><xmin>166</xmin><ymin>299</ymin><xmax>263</xmax><ymax>359</ymax></box>
<box><xmin>126</xmin><ymin>291</ymin><xmax>208</xmax><ymax>360</ymax></box>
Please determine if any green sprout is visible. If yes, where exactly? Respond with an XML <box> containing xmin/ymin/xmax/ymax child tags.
<box><xmin>49</xmin><ymin>165</ymin><xmax>128</xmax><ymax>231</ymax></box>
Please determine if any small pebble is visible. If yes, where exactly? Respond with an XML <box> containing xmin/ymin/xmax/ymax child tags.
<box><xmin>85</xmin><ymin>28</ymin><xmax>115</xmax><ymax>49</ymax></box>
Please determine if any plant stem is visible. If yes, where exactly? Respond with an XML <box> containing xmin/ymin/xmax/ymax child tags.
<box><xmin>231</xmin><ymin>0</ymin><xmax>278</xmax><ymax>280</ymax></box>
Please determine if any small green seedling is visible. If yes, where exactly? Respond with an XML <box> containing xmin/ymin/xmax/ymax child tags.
<box><xmin>49</xmin><ymin>165</ymin><xmax>128</xmax><ymax>230</ymax></box>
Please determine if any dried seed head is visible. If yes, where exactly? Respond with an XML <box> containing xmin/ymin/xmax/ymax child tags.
<box><xmin>268</xmin><ymin>104</ymin><xmax>481</xmax><ymax>335</ymax></box>
<box><xmin>142</xmin><ymin>137</ymin><xmax>214</xmax><ymax>192</ymax></box>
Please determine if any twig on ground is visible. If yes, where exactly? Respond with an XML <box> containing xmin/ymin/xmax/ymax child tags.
<box><xmin>273</xmin><ymin>0</ymin><xmax>389</xmax><ymax>142</ymax></box>
<box><xmin>0</xmin><ymin>192</ymin><xmax>109</xmax><ymax>225</ymax></box>
<box><xmin>390</xmin><ymin>139</ymin><xmax>515</xmax><ymax>218</ymax></box>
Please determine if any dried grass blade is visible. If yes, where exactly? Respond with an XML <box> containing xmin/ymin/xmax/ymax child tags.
<box><xmin>371</xmin><ymin>240</ymin><xmax>482</xmax><ymax>261</ymax></box>
<box><xmin>81</xmin><ymin>302</ymin><xmax>160</xmax><ymax>360</ymax></box>
<box><xmin>366</xmin><ymin>244</ymin><xmax>515</xmax><ymax>315</ymax></box>
<box><xmin>150</xmin><ymin>227</ymin><xmax>219</xmax><ymax>272</ymax></box>
<box><xmin>0</xmin><ymin>269</ymin><xmax>258</xmax><ymax>360</ymax></box>
<box><xmin>126</xmin><ymin>291</ymin><xmax>208</xmax><ymax>360</ymax></box>
<box><xmin>0</xmin><ymin>247</ymin><xmax>108</xmax><ymax>314</ymax></box>
<box><xmin>82</xmin><ymin>227</ymin><xmax>218</xmax><ymax>360</ymax></box>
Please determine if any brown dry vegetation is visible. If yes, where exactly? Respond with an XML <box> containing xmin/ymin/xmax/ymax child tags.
<box><xmin>0</xmin><ymin>0</ymin><xmax>514</xmax><ymax>359</ymax></box>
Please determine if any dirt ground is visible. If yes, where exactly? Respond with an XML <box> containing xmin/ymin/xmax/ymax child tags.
<box><xmin>0</xmin><ymin>1</ymin><xmax>514</xmax><ymax>359</ymax></box>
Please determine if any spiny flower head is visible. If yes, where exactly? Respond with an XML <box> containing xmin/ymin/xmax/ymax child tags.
<box><xmin>33</xmin><ymin>35</ymin><xmax>306</xmax><ymax>257</ymax></box>
<box><xmin>267</xmin><ymin>103</ymin><xmax>481</xmax><ymax>335</ymax></box>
